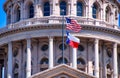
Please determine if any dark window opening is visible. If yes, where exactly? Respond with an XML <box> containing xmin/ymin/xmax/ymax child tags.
<box><xmin>29</xmin><ymin>4</ymin><xmax>34</xmax><ymax>18</ymax></box>
<box><xmin>60</xmin><ymin>1</ymin><xmax>67</xmax><ymax>15</ymax></box>
<box><xmin>77</xmin><ymin>2</ymin><xmax>83</xmax><ymax>16</ymax></box>
<box><xmin>92</xmin><ymin>4</ymin><xmax>98</xmax><ymax>18</ymax></box>
<box><xmin>44</xmin><ymin>2</ymin><xmax>50</xmax><ymax>16</ymax></box>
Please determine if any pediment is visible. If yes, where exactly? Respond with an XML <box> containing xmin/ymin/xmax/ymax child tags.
<box><xmin>29</xmin><ymin>64</ymin><xmax>95</xmax><ymax>78</ymax></box>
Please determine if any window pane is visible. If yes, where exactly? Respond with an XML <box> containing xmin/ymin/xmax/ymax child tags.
<box><xmin>77</xmin><ymin>2</ymin><xmax>83</xmax><ymax>16</ymax></box>
<box><xmin>60</xmin><ymin>1</ymin><xmax>66</xmax><ymax>15</ymax></box>
<box><xmin>44</xmin><ymin>2</ymin><xmax>50</xmax><ymax>16</ymax></box>
<box><xmin>29</xmin><ymin>4</ymin><xmax>34</xmax><ymax>18</ymax></box>
<box><xmin>16</xmin><ymin>7</ymin><xmax>20</xmax><ymax>22</ymax></box>
<box><xmin>92</xmin><ymin>4</ymin><xmax>97</xmax><ymax>18</ymax></box>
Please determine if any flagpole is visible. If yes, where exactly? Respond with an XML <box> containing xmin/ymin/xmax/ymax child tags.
<box><xmin>62</xmin><ymin>10</ymin><xmax>65</xmax><ymax>64</ymax></box>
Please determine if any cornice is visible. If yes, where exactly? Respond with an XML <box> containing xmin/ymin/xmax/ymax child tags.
<box><xmin>0</xmin><ymin>24</ymin><xmax>120</xmax><ymax>39</ymax></box>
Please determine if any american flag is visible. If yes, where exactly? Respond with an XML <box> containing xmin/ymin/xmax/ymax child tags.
<box><xmin>66</xmin><ymin>17</ymin><xmax>81</xmax><ymax>32</ymax></box>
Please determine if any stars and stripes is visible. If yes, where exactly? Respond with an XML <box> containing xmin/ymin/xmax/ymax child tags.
<box><xmin>66</xmin><ymin>17</ymin><xmax>82</xmax><ymax>33</ymax></box>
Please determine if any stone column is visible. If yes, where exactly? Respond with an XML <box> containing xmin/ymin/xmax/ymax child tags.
<box><xmin>102</xmin><ymin>3</ymin><xmax>107</xmax><ymax>22</ymax></box>
<box><xmin>51</xmin><ymin>0</ymin><xmax>56</xmax><ymax>16</ymax></box>
<box><xmin>67</xmin><ymin>2</ymin><xmax>71</xmax><ymax>16</ymax></box>
<box><xmin>38</xmin><ymin>0</ymin><xmax>43</xmax><ymax>17</ymax></box>
<box><xmin>88</xmin><ymin>0</ymin><xmax>92</xmax><ymax>18</ymax></box>
<box><xmin>26</xmin><ymin>38</ymin><xmax>31</xmax><ymax>78</ymax></box>
<box><xmin>71</xmin><ymin>0</ymin><xmax>77</xmax><ymax>16</ymax></box>
<box><xmin>34</xmin><ymin>1</ymin><xmax>39</xmax><ymax>18</ymax></box>
<box><xmin>94</xmin><ymin>39</ymin><xmax>99</xmax><ymax>78</ymax></box>
<box><xmin>20</xmin><ymin>1</ymin><xmax>24</xmax><ymax>20</ymax></box>
<box><xmin>113</xmin><ymin>43</ymin><xmax>118</xmax><ymax>78</ymax></box>
<box><xmin>85</xmin><ymin>5</ymin><xmax>88</xmax><ymax>18</ymax></box>
<box><xmin>72</xmin><ymin>48</ymin><xmax>77</xmax><ymax>69</ymax></box>
<box><xmin>7</xmin><ymin>42</ymin><xmax>13</xmax><ymax>78</ymax></box>
<box><xmin>50</xmin><ymin>2</ymin><xmax>53</xmax><ymax>16</ymax></box>
<box><xmin>49</xmin><ymin>36</ymin><xmax>54</xmax><ymax>68</ymax></box>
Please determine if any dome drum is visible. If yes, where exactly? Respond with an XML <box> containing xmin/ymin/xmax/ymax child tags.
<box><xmin>0</xmin><ymin>0</ymin><xmax>120</xmax><ymax>78</ymax></box>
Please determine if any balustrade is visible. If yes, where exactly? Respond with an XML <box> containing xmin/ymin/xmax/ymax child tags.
<box><xmin>0</xmin><ymin>16</ymin><xmax>118</xmax><ymax>34</ymax></box>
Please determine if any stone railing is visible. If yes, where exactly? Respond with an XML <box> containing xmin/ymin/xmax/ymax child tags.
<box><xmin>0</xmin><ymin>16</ymin><xmax>119</xmax><ymax>33</ymax></box>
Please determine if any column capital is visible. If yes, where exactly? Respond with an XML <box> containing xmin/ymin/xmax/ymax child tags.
<box><xmin>26</xmin><ymin>37</ymin><xmax>31</xmax><ymax>40</ymax></box>
<box><xmin>85</xmin><ymin>4</ymin><xmax>89</xmax><ymax>7</ymax></box>
<box><xmin>48</xmin><ymin>35</ymin><xmax>54</xmax><ymax>39</ymax></box>
<box><xmin>94</xmin><ymin>38</ymin><xmax>99</xmax><ymax>44</ymax></box>
<box><xmin>113</xmin><ymin>42</ymin><xmax>117</xmax><ymax>48</ymax></box>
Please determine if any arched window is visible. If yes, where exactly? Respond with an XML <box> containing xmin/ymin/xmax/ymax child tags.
<box><xmin>16</xmin><ymin>6</ymin><xmax>20</xmax><ymax>22</ymax></box>
<box><xmin>77</xmin><ymin>2</ymin><xmax>83</xmax><ymax>16</ymax></box>
<box><xmin>40</xmin><ymin>58</ymin><xmax>49</xmax><ymax>64</ymax></box>
<box><xmin>29</xmin><ymin>3</ymin><xmax>34</xmax><ymax>18</ymax></box>
<box><xmin>105</xmin><ymin>6</ymin><xmax>111</xmax><ymax>22</ymax></box>
<box><xmin>77</xmin><ymin>58</ymin><xmax>85</xmax><ymax>65</ymax></box>
<box><xmin>60</xmin><ymin>1</ymin><xmax>67</xmax><ymax>15</ymax></box>
<box><xmin>44</xmin><ymin>2</ymin><xmax>50</xmax><ymax>16</ymax></box>
<box><xmin>58</xmin><ymin>57</ymin><xmax>68</xmax><ymax>64</ymax></box>
<box><xmin>92</xmin><ymin>3</ymin><xmax>98</xmax><ymax>19</ymax></box>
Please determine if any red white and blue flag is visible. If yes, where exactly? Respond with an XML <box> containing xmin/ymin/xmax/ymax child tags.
<box><xmin>66</xmin><ymin>31</ymin><xmax>80</xmax><ymax>48</ymax></box>
<box><xmin>66</xmin><ymin>17</ymin><xmax>81</xmax><ymax>33</ymax></box>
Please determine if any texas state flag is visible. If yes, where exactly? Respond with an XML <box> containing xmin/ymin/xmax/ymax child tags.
<box><xmin>66</xmin><ymin>31</ymin><xmax>80</xmax><ymax>48</ymax></box>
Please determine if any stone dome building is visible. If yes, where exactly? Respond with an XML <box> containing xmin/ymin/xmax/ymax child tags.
<box><xmin>0</xmin><ymin>0</ymin><xmax>120</xmax><ymax>78</ymax></box>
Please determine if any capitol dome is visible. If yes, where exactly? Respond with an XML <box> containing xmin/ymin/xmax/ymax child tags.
<box><xmin>0</xmin><ymin>0</ymin><xmax>120</xmax><ymax>78</ymax></box>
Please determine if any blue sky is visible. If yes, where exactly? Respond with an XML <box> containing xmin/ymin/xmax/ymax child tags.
<box><xmin>0</xmin><ymin>0</ymin><xmax>120</xmax><ymax>27</ymax></box>
<box><xmin>0</xmin><ymin>0</ymin><xmax>6</xmax><ymax>28</ymax></box>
